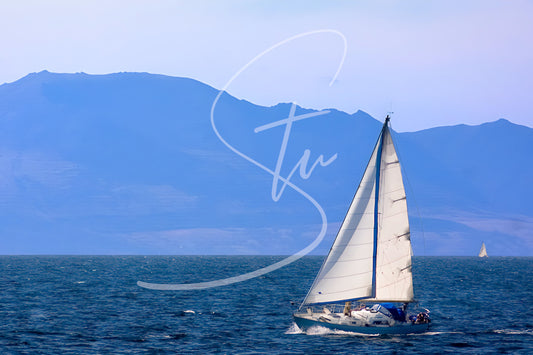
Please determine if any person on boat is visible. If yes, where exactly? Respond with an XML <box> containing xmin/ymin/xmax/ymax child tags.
<box><xmin>354</xmin><ymin>303</ymin><xmax>366</xmax><ymax>311</ymax></box>
<box><xmin>414</xmin><ymin>312</ymin><xmax>429</xmax><ymax>324</ymax></box>
<box><xmin>343</xmin><ymin>301</ymin><xmax>352</xmax><ymax>316</ymax></box>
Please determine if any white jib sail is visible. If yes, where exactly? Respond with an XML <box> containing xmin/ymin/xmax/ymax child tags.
<box><xmin>302</xmin><ymin>122</ymin><xmax>413</xmax><ymax>305</ymax></box>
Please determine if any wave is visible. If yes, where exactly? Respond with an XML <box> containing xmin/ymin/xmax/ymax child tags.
<box><xmin>412</xmin><ymin>331</ymin><xmax>465</xmax><ymax>336</ymax></box>
<box><xmin>494</xmin><ymin>329</ymin><xmax>533</xmax><ymax>335</ymax></box>
<box><xmin>285</xmin><ymin>323</ymin><xmax>379</xmax><ymax>337</ymax></box>
<box><xmin>285</xmin><ymin>323</ymin><xmax>304</xmax><ymax>334</ymax></box>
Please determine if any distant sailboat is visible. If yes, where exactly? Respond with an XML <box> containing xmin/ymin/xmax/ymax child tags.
<box><xmin>293</xmin><ymin>116</ymin><xmax>430</xmax><ymax>335</ymax></box>
<box><xmin>478</xmin><ymin>242</ymin><xmax>488</xmax><ymax>258</ymax></box>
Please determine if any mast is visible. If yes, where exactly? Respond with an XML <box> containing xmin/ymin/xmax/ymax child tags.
<box><xmin>371</xmin><ymin>115</ymin><xmax>390</xmax><ymax>297</ymax></box>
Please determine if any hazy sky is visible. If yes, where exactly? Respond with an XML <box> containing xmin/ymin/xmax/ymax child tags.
<box><xmin>1</xmin><ymin>0</ymin><xmax>532</xmax><ymax>131</ymax></box>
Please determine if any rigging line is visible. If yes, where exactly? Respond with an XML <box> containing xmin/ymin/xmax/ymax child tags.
<box><xmin>389</xmin><ymin>121</ymin><xmax>427</xmax><ymax>256</ymax></box>
<box><xmin>327</xmin><ymin>255</ymin><xmax>373</xmax><ymax>263</ymax></box>
<box><xmin>334</xmin><ymin>240</ymin><xmax>374</xmax><ymax>247</ymax></box>
<box><xmin>313</xmin><ymin>283</ymin><xmax>374</xmax><ymax>294</ymax></box>
<box><xmin>322</xmin><ymin>269</ymin><xmax>373</xmax><ymax>279</ymax></box>
<box><xmin>340</xmin><ymin>227</ymin><xmax>374</xmax><ymax>232</ymax></box>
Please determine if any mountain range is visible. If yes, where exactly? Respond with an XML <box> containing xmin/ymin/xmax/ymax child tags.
<box><xmin>0</xmin><ymin>71</ymin><xmax>531</xmax><ymax>255</ymax></box>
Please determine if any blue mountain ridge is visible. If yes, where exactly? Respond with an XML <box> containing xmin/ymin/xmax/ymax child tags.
<box><xmin>0</xmin><ymin>71</ymin><xmax>531</xmax><ymax>255</ymax></box>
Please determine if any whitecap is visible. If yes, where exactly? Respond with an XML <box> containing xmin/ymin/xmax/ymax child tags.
<box><xmin>413</xmin><ymin>331</ymin><xmax>465</xmax><ymax>336</ymax></box>
<box><xmin>305</xmin><ymin>325</ymin><xmax>379</xmax><ymax>337</ymax></box>
<box><xmin>494</xmin><ymin>329</ymin><xmax>533</xmax><ymax>335</ymax></box>
<box><xmin>285</xmin><ymin>322</ymin><xmax>304</xmax><ymax>334</ymax></box>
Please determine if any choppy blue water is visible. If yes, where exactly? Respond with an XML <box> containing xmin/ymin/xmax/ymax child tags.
<box><xmin>0</xmin><ymin>256</ymin><xmax>531</xmax><ymax>354</ymax></box>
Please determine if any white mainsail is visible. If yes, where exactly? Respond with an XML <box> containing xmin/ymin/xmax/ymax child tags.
<box><xmin>478</xmin><ymin>242</ymin><xmax>488</xmax><ymax>257</ymax></box>
<box><xmin>302</xmin><ymin>118</ymin><xmax>414</xmax><ymax>305</ymax></box>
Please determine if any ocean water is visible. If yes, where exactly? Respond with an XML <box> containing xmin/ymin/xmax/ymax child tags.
<box><xmin>0</xmin><ymin>256</ymin><xmax>531</xmax><ymax>354</ymax></box>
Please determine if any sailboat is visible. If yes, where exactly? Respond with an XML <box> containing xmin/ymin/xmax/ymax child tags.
<box><xmin>293</xmin><ymin>116</ymin><xmax>430</xmax><ymax>335</ymax></box>
<box><xmin>478</xmin><ymin>242</ymin><xmax>488</xmax><ymax>257</ymax></box>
